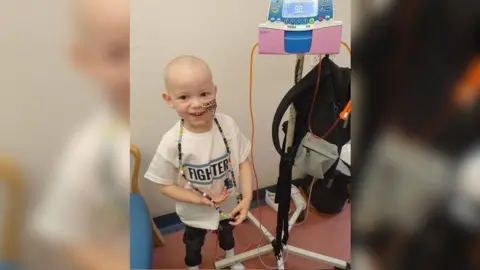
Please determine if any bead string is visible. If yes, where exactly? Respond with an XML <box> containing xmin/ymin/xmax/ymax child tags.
<box><xmin>177</xmin><ymin>117</ymin><xmax>243</xmax><ymax>218</ymax></box>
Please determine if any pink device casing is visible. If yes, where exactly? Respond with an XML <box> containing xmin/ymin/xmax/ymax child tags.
<box><xmin>258</xmin><ymin>21</ymin><xmax>343</xmax><ymax>55</ymax></box>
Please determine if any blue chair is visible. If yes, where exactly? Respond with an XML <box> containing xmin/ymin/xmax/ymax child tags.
<box><xmin>0</xmin><ymin>261</ymin><xmax>21</xmax><ymax>270</ymax></box>
<box><xmin>0</xmin><ymin>157</ymin><xmax>24</xmax><ymax>270</ymax></box>
<box><xmin>130</xmin><ymin>192</ymin><xmax>154</xmax><ymax>269</ymax></box>
<box><xmin>130</xmin><ymin>145</ymin><xmax>164</xmax><ymax>269</ymax></box>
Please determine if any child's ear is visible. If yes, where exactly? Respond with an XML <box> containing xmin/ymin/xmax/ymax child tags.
<box><xmin>214</xmin><ymin>85</ymin><xmax>218</xmax><ymax>96</ymax></box>
<box><xmin>162</xmin><ymin>91</ymin><xmax>174</xmax><ymax>108</ymax></box>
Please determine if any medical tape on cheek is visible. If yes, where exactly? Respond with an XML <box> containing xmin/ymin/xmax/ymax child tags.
<box><xmin>201</xmin><ymin>99</ymin><xmax>217</xmax><ymax>112</ymax></box>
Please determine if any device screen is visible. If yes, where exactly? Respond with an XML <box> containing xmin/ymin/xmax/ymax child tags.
<box><xmin>282</xmin><ymin>0</ymin><xmax>318</xmax><ymax>18</ymax></box>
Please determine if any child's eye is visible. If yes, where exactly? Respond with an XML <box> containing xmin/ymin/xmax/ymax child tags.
<box><xmin>200</xmin><ymin>92</ymin><xmax>210</xmax><ymax>97</ymax></box>
<box><xmin>178</xmin><ymin>95</ymin><xmax>187</xmax><ymax>100</ymax></box>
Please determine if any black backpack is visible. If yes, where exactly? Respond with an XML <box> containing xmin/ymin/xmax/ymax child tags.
<box><xmin>270</xmin><ymin>56</ymin><xmax>351</xmax><ymax>257</ymax></box>
<box><xmin>272</xmin><ymin>56</ymin><xmax>351</xmax><ymax>155</ymax></box>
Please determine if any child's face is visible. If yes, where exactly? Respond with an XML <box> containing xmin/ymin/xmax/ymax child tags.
<box><xmin>164</xmin><ymin>73</ymin><xmax>217</xmax><ymax>131</ymax></box>
<box><xmin>71</xmin><ymin>0</ymin><xmax>130</xmax><ymax>117</ymax></box>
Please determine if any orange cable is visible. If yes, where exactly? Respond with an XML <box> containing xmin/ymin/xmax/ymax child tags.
<box><xmin>247</xmin><ymin>43</ymin><xmax>263</xmax><ymax>251</ymax></box>
<box><xmin>453</xmin><ymin>56</ymin><xmax>480</xmax><ymax>107</ymax></box>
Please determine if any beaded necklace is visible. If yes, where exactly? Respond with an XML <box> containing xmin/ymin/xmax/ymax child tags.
<box><xmin>177</xmin><ymin>117</ymin><xmax>243</xmax><ymax>219</ymax></box>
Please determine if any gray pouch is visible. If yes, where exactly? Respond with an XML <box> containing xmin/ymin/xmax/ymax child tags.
<box><xmin>294</xmin><ymin>132</ymin><xmax>339</xmax><ymax>179</ymax></box>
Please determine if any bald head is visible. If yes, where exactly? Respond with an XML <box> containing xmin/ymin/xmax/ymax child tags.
<box><xmin>69</xmin><ymin>0</ymin><xmax>130</xmax><ymax>119</ymax></box>
<box><xmin>72</xmin><ymin>0</ymin><xmax>129</xmax><ymax>40</ymax></box>
<box><xmin>164</xmin><ymin>55</ymin><xmax>214</xmax><ymax>93</ymax></box>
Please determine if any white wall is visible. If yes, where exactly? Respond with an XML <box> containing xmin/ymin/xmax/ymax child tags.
<box><xmin>1</xmin><ymin>1</ymin><xmax>99</xmax><ymax>269</ymax></box>
<box><xmin>131</xmin><ymin>0</ymin><xmax>351</xmax><ymax>217</ymax></box>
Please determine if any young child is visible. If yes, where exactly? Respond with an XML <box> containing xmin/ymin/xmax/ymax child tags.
<box><xmin>145</xmin><ymin>55</ymin><xmax>253</xmax><ymax>270</ymax></box>
<box><xmin>31</xmin><ymin>0</ymin><xmax>130</xmax><ymax>269</ymax></box>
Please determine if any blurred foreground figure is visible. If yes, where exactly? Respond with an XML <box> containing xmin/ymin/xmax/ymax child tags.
<box><xmin>353</xmin><ymin>0</ymin><xmax>479</xmax><ymax>269</ymax></box>
<box><xmin>30</xmin><ymin>0</ymin><xmax>130</xmax><ymax>269</ymax></box>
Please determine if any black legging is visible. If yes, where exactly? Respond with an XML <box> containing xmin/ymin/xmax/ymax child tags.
<box><xmin>183</xmin><ymin>219</ymin><xmax>235</xmax><ymax>267</ymax></box>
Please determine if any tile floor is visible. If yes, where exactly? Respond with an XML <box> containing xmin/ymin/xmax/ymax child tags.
<box><xmin>153</xmin><ymin>203</ymin><xmax>350</xmax><ymax>269</ymax></box>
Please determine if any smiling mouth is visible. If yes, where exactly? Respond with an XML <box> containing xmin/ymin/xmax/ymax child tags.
<box><xmin>191</xmin><ymin>111</ymin><xmax>206</xmax><ymax>117</ymax></box>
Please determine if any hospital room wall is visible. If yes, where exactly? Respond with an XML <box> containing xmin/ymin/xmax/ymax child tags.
<box><xmin>0</xmin><ymin>1</ymin><xmax>100</xmax><ymax>269</ymax></box>
<box><xmin>130</xmin><ymin>0</ymin><xmax>352</xmax><ymax>217</ymax></box>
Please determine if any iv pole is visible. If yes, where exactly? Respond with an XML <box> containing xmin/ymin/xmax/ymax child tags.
<box><xmin>214</xmin><ymin>54</ymin><xmax>350</xmax><ymax>270</ymax></box>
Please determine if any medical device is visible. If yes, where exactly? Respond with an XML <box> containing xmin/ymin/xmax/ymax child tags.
<box><xmin>214</xmin><ymin>1</ymin><xmax>350</xmax><ymax>269</ymax></box>
<box><xmin>258</xmin><ymin>0</ymin><xmax>342</xmax><ymax>54</ymax></box>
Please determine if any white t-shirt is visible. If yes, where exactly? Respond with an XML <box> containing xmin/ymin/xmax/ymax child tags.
<box><xmin>457</xmin><ymin>144</ymin><xmax>480</xmax><ymax>203</ymax></box>
<box><xmin>145</xmin><ymin>113</ymin><xmax>251</xmax><ymax>230</ymax></box>
<box><xmin>30</xmin><ymin>106</ymin><xmax>130</xmax><ymax>250</ymax></box>
<box><xmin>450</xmin><ymin>144</ymin><xmax>480</xmax><ymax>229</ymax></box>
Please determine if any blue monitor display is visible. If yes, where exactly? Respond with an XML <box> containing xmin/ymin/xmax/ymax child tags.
<box><xmin>266</xmin><ymin>0</ymin><xmax>333</xmax><ymax>24</ymax></box>
<box><xmin>282</xmin><ymin>1</ymin><xmax>318</xmax><ymax>18</ymax></box>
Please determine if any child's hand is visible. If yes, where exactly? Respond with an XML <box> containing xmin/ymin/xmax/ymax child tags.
<box><xmin>228</xmin><ymin>199</ymin><xmax>251</xmax><ymax>226</ymax></box>
<box><xmin>201</xmin><ymin>186</ymin><xmax>231</xmax><ymax>207</ymax></box>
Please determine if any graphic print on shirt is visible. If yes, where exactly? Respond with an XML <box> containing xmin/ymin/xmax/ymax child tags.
<box><xmin>183</xmin><ymin>153</ymin><xmax>229</xmax><ymax>185</ymax></box>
